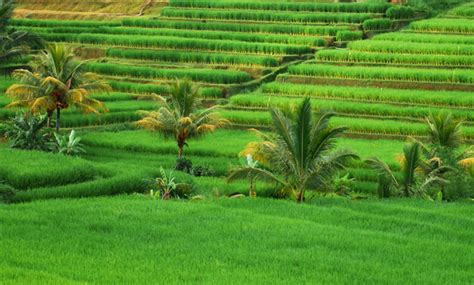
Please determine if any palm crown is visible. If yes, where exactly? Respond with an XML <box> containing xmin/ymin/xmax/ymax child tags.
<box><xmin>230</xmin><ymin>98</ymin><xmax>358</xmax><ymax>202</ymax></box>
<box><xmin>6</xmin><ymin>44</ymin><xmax>111</xmax><ymax>131</ymax></box>
<box><xmin>136</xmin><ymin>79</ymin><xmax>227</xmax><ymax>158</ymax></box>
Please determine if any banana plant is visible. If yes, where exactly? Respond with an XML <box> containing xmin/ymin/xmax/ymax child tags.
<box><xmin>49</xmin><ymin>130</ymin><xmax>86</xmax><ymax>156</ymax></box>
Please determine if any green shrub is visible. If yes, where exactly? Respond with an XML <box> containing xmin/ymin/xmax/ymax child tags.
<box><xmin>363</xmin><ymin>18</ymin><xmax>392</xmax><ymax>30</ymax></box>
<box><xmin>5</xmin><ymin>112</ymin><xmax>50</xmax><ymax>151</ymax></box>
<box><xmin>0</xmin><ymin>183</ymin><xmax>17</xmax><ymax>204</ymax></box>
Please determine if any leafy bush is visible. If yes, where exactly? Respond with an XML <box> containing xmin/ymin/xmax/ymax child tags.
<box><xmin>175</xmin><ymin>157</ymin><xmax>215</xmax><ymax>177</ymax></box>
<box><xmin>363</xmin><ymin>18</ymin><xmax>392</xmax><ymax>30</ymax></box>
<box><xmin>49</xmin><ymin>130</ymin><xmax>86</xmax><ymax>156</ymax></box>
<box><xmin>0</xmin><ymin>182</ymin><xmax>17</xmax><ymax>204</ymax></box>
<box><xmin>192</xmin><ymin>165</ymin><xmax>215</xmax><ymax>177</ymax></box>
<box><xmin>443</xmin><ymin>172</ymin><xmax>474</xmax><ymax>201</ymax></box>
<box><xmin>386</xmin><ymin>6</ymin><xmax>415</xmax><ymax>19</ymax></box>
<box><xmin>176</xmin><ymin>157</ymin><xmax>193</xmax><ymax>173</ymax></box>
<box><xmin>150</xmin><ymin>167</ymin><xmax>195</xmax><ymax>199</ymax></box>
<box><xmin>5</xmin><ymin>112</ymin><xmax>49</xmax><ymax>151</ymax></box>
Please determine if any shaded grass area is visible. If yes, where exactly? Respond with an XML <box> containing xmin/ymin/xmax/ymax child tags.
<box><xmin>0</xmin><ymin>196</ymin><xmax>472</xmax><ymax>284</ymax></box>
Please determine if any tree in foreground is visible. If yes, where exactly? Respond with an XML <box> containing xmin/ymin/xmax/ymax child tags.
<box><xmin>136</xmin><ymin>79</ymin><xmax>227</xmax><ymax>159</ymax></box>
<box><xmin>6</xmin><ymin>44</ymin><xmax>111</xmax><ymax>131</ymax></box>
<box><xmin>367</xmin><ymin>111</ymin><xmax>473</xmax><ymax>200</ymax></box>
<box><xmin>228</xmin><ymin>98</ymin><xmax>358</xmax><ymax>202</ymax></box>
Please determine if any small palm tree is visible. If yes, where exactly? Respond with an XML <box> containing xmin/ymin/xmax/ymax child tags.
<box><xmin>0</xmin><ymin>0</ymin><xmax>43</xmax><ymax>61</ymax></box>
<box><xmin>229</xmin><ymin>98</ymin><xmax>358</xmax><ymax>202</ymax></box>
<box><xmin>426</xmin><ymin>111</ymin><xmax>463</xmax><ymax>149</ymax></box>
<box><xmin>136</xmin><ymin>79</ymin><xmax>227</xmax><ymax>158</ymax></box>
<box><xmin>6</xmin><ymin>44</ymin><xmax>111</xmax><ymax>131</ymax></box>
<box><xmin>0</xmin><ymin>0</ymin><xmax>14</xmax><ymax>31</ymax></box>
<box><xmin>367</xmin><ymin>142</ymin><xmax>450</xmax><ymax>198</ymax></box>
<box><xmin>228</xmin><ymin>154</ymin><xmax>279</xmax><ymax>197</ymax></box>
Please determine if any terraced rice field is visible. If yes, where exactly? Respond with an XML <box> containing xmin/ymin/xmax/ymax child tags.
<box><xmin>1</xmin><ymin>1</ymin><xmax>473</xmax><ymax>283</ymax></box>
<box><xmin>1</xmin><ymin>2</ymin><xmax>473</xmax><ymax>197</ymax></box>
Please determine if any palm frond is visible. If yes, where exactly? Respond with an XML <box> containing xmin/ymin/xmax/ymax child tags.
<box><xmin>227</xmin><ymin>167</ymin><xmax>285</xmax><ymax>186</ymax></box>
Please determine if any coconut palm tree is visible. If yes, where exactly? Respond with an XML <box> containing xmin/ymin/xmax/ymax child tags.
<box><xmin>136</xmin><ymin>79</ymin><xmax>227</xmax><ymax>158</ymax></box>
<box><xmin>6</xmin><ymin>44</ymin><xmax>111</xmax><ymax>131</ymax></box>
<box><xmin>0</xmin><ymin>0</ymin><xmax>14</xmax><ymax>31</ymax></box>
<box><xmin>367</xmin><ymin>141</ymin><xmax>451</xmax><ymax>198</ymax></box>
<box><xmin>426</xmin><ymin>111</ymin><xmax>463</xmax><ymax>149</ymax></box>
<box><xmin>367</xmin><ymin>142</ymin><xmax>423</xmax><ymax>198</ymax></box>
<box><xmin>0</xmin><ymin>0</ymin><xmax>43</xmax><ymax>62</ymax></box>
<box><xmin>229</xmin><ymin>98</ymin><xmax>358</xmax><ymax>202</ymax></box>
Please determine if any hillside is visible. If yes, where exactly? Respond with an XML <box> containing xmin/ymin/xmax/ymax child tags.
<box><xmin>0</xmin><ymin>1</ymin><xmax>473</xmax><ymax>283</ymax></box>
<box><xmin>1</xmin><ymin>196</ymin><xmax>473</xmax><ymax>283</ymax></box>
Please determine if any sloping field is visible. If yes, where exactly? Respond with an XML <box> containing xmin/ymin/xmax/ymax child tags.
<box><xmin>1</xmin><ymin>196</ymin><xmax>473</xmax><ymax>284</ymax></box>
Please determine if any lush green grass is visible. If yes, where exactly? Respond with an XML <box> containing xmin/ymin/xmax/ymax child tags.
<box><xmin>15</xmin><ymin>25</ymin><xmax>326</xmax><ymax>47</ymax></box>
<box><xmin>261</xmin><ymin>82</ymin><xmax>474</xmax><ymax>107</ymax></box>
<box><xmin>0</xmin><ymin>145</ymin><xmax>101</xmax><ymax>190</ymax></box>
<box><xmin>106</xmin><ymin>48</ymin><xmax>280</xmax><ymax>67</ymax></box>
<box><xmin>1</xmin><ymin>196</ymin><xmax>472</xmax><ymax>283</ymax></box>
<box><xmin>348</xmin><ymin>40</ymin><xmax>474</xmax><ymax>56</ymax></box>
<box><xmin>229</xmin><ymin>93</ymin><xmax>474</xmax><ymax>121</ymax></box>
<box><xmin>160</xmin><ymin>7</ymin><xmax>376</xmax><ymax>24</ymax></box>
<box><xmin>84</xmin><ymin>62</ymin><xmax>252</xmax><ymax>84</ymax></box>
<box><xmin>81</xmin><ymin>129</ymin><xmax>256</xmax><ymax>158</ymax></box>
<box><xmin>287</xmin><ymin>64</ymin><xmax>474</xmax><ymax>84</ymax></box>
<box><xmin>316</xmin><ymin>49</ymin><xmax>474</xmax><ymax>68</ymax></box>
<box><xmin>408</xmin><ymin>18</ymin><xmax>474</xmax><ymax>34</ymax></box>
<box><xmin>374</xmin><ymin>32</ymin><xmax>474</xmax><ymax>45</ymax></box>
<box><xmin>36</xmin><ymin>32</ymin><xmax>311</xmax><ymax>55</ymax></box>
<box><xmin>122</xmin><ymin>18</ymin><xmax>350</xmax><ymax>36</ymax></box>
<box><xmin>168</xmin><ymin>1</ymin><xmax>390</xmax><ymax>13</ymax></box>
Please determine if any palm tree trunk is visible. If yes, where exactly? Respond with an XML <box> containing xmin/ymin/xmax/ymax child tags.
<box><xmin>178</xmin><ymin>145</ymin><xmax>183</xmax><ymax>158</ymax></box>
<box><xmin>47</xmin><ymin>110</ymin><xmax>53</xmax><ymax>128</ymax></box>
<box><xmin>177</xmin><ymin>135</ymin><xmax>186</xmax><ymax>158</ymax></box>
<box><xmin>297</xmin><ymin>190</ymin><xmax>304</xmax><ymax>203</ymax></box>
<box><xmin>55</xmin><ymin>107</ymin><xmax>61</xmax><ymax>132</ymax></box>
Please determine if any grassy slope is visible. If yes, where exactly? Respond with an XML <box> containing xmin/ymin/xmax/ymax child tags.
<box><xmin>1</xmin><ymin>196</ymin><xmax>473</xmax><ymax>284</ymax></box>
